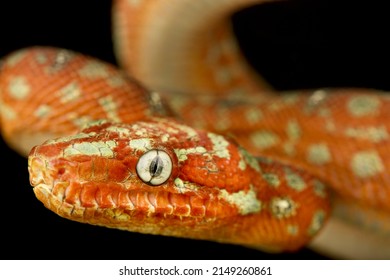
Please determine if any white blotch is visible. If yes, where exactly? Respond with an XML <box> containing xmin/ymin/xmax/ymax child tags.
<box><xmin>218</xmin><ymin>185</ymin><xmax>261</xmax><ymax>215</ymax></box>
<box><xmin>307</xmin><ymin>210</ymin><xmax>326</xmax><ymax>236</ymax></box>
<box><xmin>98</xmin><ymin>95</ymin><xmax>121</xmax><ymax>122</ymax></box>
<box><xmin>57</xmin><ymin>82</ymin><xmax>81</xmax><ymax>103</ymax></box>
<box><xmin>34</xmin><ymin>105</ymin><xmax>51</xmax><ymax>118</ymax></box>
<box><xmin>129</xmin><ymin>138</ymin><xmax>152</xmax><ymax>152</ymax></box>
<box><xmin>161</xmin><ymin>134</ymin><xmax>170</xmax><ymax>142</ymax></box>
<box><xmin>64</xmin><ymin>141</ymin><xmax>116</xmax><ymax>158</ymax></box>
<box><xmin>286</xmin><ymin>119</ymin><xmax>301</xmax><ymax>141</ymax></box>
<box><xmin>106</xmin><ymin>126</ymin><xmax>131</xmax><ymax>137</ymax></box>
<box><xmin>250</xmin><ymin>131</ymin><xmax>279</xmax><ymax>150</ymax></box>
<box><xmin>307</xmin><ymin>143</ymin><xmax>332</xmax><ymax>165</ymax></box>
<box><xmin>245</xmin><ymin>108</ymin><xmax>263</xmax><ymax>124</ymax></box>
<box><xmin>208</xmin><ymin>132</ymin><xmax>230</xmax><ymax>159</ymax></box>
<box><xmin>347</xmin><ymin>95</ymin><xmax>381</xmax><ymax>117</ymax></box>
<box><xmin>285</xmin><ymin>168</ymin><xmax>307</xmax><ymax>191</ymax></box>
<box><xmin>174</xmin><ymin>178</ymin><xmax>200</xmax><ymax>193</ymax></box>
<box><xmin>45</xmin><ymin>132</ymin><xmax>96</xmax><ymax>144</ymax></box>
<box><xmin>269</xmin><ymin>197</ymin><xmax>297</xmax><ymax>219</ymax></box>
<box><xmin>106</xmin><ymin>75</ymin><xmax>125</xmax><ymax>88</ymax></box>
<box><xmin>350</xmin><ymin>150</ymin><xmax>384</xmax><ymax>178</ymax></box>
<box><xmin>0</xmin><ymin>101</ymin><xmax>17</xmax><ymax>120</ymax></box>
<box><xmin>174</xmin><ymin>146</ymin><xmax>207</xmax><ymax>162</ymax></box>
<box><xmin>35</xmin><ymin>52</ymin><xmax>48</xmax><ymax>64</ymax></box>
<box><xmin>78</xmin><ymin>61</ymin><xmax>109</xmax><ymax>78</ymax></box>
<box><xmin>262</xmin><ymin>173</ymin><xmax>280</xmax><ymax>187</ymax></box>
<box><xmin>313</xmin><ymin>180</ymin><xmax>327</xmax><ymax>198</ymax></box>
<box><xmin>345</xmin><ymin>126</ymin><xmax>389</xmax><ymax>143</ymax></box>
<box><xmin>8</xmin><ymin>76</ymin><xmax>30</xmax><ymax>99</ymax></box>
<box><xmin>238</xmin><ymin>147</ymin><xmax>261</xmax><ymax>173</ymax></box>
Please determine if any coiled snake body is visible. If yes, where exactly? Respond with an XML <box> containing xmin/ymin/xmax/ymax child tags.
<box><xmin>1</xmin><ymin>0</ymin><xmax>390</xmax><ymax>258</ymax></box>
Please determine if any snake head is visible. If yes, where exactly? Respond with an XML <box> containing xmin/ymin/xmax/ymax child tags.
<box><xmin>28</xmin><ymin>117</ymin><xmax>330</xmax><ymax>252</ymax></box>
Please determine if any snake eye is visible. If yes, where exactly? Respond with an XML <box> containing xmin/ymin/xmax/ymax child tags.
<box><xmin>136</xmin><ymin>149</ymin><xmax>172</xmax><ymax>186</ymax></box>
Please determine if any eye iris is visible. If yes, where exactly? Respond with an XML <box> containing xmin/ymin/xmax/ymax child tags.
<box><xmin>149</xmin><ymin>155</ymin><xmax>163</xmax><ymax>177</ymax></box>
<box><xmin>136</xmin><ymin>149</ymin><xmax>173</xmax><ymax>186</ymax></box>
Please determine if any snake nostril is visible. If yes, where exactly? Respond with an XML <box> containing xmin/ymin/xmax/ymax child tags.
<box><xmin>57</xmin><ymin>168</ymin><xmax>66</xmax><ymax>176</ymax></box>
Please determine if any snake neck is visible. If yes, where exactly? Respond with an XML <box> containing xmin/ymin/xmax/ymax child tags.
<box><xmin>112</xmin><ymin>0</ymin><xmax>274</xmax><ymax>95</ymax></box>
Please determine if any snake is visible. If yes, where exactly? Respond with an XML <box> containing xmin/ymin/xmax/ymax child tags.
<box><xmin>0</xmin><ymin>0</ymin><xmax>389</xmax><ymax>258</ymax></box>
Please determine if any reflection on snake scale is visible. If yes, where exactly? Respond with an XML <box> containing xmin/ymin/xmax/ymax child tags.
<box><xmin>0</xmin><ymin>0</ymin><xmax>389</xmax><ymax>259</ymax></box>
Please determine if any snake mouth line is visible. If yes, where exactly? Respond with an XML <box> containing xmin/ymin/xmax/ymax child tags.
<box><xmin>31</xmin><ymin>178</ymin><xmax>242</xmax><ymax>223</ymax></box>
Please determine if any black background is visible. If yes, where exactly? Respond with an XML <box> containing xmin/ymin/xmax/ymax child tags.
<box><xmin>0</xmin><ymin>0</ymin><xmax>388</xmax><ymax>260</ymax></box>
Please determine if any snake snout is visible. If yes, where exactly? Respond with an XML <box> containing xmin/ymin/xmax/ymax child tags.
<box><xmin>28</xmin><ymin>155</ymin><xmax>48</xmax><ymax>187</ymax></box>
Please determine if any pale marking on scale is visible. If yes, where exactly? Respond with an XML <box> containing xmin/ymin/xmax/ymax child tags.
<box><xmin>98</xmin><ymin>95</ymin><xmax>121</xmax><ymax>122</ymax></box>
<box><xmin>78</xmin><ymin>119</ymin><xmax>109</xmax><ymax>130</ymax></box>
<box><xmin>313</xmin><ymin>180</ymin><xmax>327</xmax><ymax>198</ymax></box>
<box><xmin>345</xmin><ymin>125</ymin><xmax>389</xmax><ymax>143</ymax></box>
<box><xmin>174</xmin><ymin>178</ymin><xmax>201</xmax><ymax>193</ymax></box>
<box><xmin>106</xmin><ymin>75</ymin><xmax>125</xmax><ymax>88</ymax></box>
<box><xmin>283</xmin><ymin>141</ymin><xmax>296</xmax><ymax>157</ymax></box>
<box><xmin>8</xmin><ymin>76</ymin><xmax>30</xmax><ymax>99</ymax></box>
<box><xmin>218</xmin><ymin>185</ymin><xmax>261</xmax><ymax>215</ymax></box>
<box><xmin>134</xmin><ymin>127</ymin><xmax>149</xmax><ymax>137</ymax></box>
<box><xmin>174</xmin><ymin>146</ymin><xmax>207</xmax><ymax>162</ymax></box>
<box><xmin>64</xmin><ymin>140</ymin><xmax>117</xmax><ymax>158</ymax></box>
<box><xmin>250</xmin><ymin>131</ymin><xmax>280</xmax><ymax>150</ymax></box>
<box><xmin>6</xmin><ymin>50</ymin><xmax>27</xmax><ymax>66</ymax></box>
<box><xmin>286</xmin><ymin>119</ymin><xmax>301</xmax><ymax>141</ymax></box>
<box><xmin>161</xmin><ymin>134</ymin><xmax>170</xmax><ymax>142</ymax></box>
<box><xmin>78</xmin><ymin>61</ymin><xmax>109</xmax><ymax>78</ymax></box>
<box><xmin>34</xmin><ymin>104</ymin><xmax>51</xmax><ymax>118</ymax></box>
<box><xmin>307</xmin><ymin>210</ymin><xmax>326</xmax><ymax>236</ymax></box>
<box><xmin>45</xmin><ymin>132</ymin><xmax>97</xmax><ymax>144</ymax></box>
<box><xmin>106</xmin><ymin>126</ymin><xmax>132</xmax><ymax>137</ymax></box>
<box><xmin>284</xmin><ymin>168</ymin><xmax>307</xmax><ymax>191</ymax></box>
<box><xmin>144</xmin><ymin>193</ymin><xmax>156</xmax><ymax>214</ymax></box>
<box><xmin>245</xmin><ymin>108</ymin><xmax>263</xmax><ymax>124</ymax></box>
<box><xmin>269</xmin><ymin>197</ymin><xmax>298</xmax><ymax>219</ymax></box>
<box><xmin>262</xmin><ymin>173</ymin><xmax>281</xmax><ymax>188</ymax></box>
<box><xmin>129</xmin><ymin>138</ymin><xmax>152</xmax><ymax>152</ymax></box>
<box><xmin>306</xmin><ymin>143</ymin><xmax>332</xmax><ymax>165</ymax></box>
<box><xmin>238</xmin><ymin>147</ymin><xmax>261</xmax><ymax>173</ymax></box>
<box><xmin>282</xmin><ymin>92</ymin><xmax>300</xmax><ymax>105</ymax></box>
<box><xmin>207</xmin><ymin>132</ymin><xmax>230</xmax><ymax>159</ymax></box>
<box><xmin>67</xmin><ymin>113</ymin><xmax>93</xmax><ymax>129</ymax></box>
<box><xmin>347</xmin><ymin>95</ymin><xmax>381</xmax><ymax>117</ymax></box>
<box><xmin>169</xmin><ymin>122</ymin><xmax>198</xmax><ymax>138</ymax></box>
<box><xmin>57</xmin><ymin>82</ymin><xmax>81</xmax><ymax>103</ymax></box>
<box><xmin>287</xmin><ymin>224</ymin><xmax>299</xmax><ymax>236</ymax></box>
<box><xmin>305</xmin><ymin>89</ymin><xmax>328</xmax><ymax>112</ymax></box>
<box><xmin>350</xmin><ymin>150</ymin><xmax>384</xmax><ymax>178</ymax></box>
<box><xmin>0</xmin><ymin>101</ymin><xmax>17</xmax><ymax>120</ymax></box>
<box><xmin>325</xmin><ymin>120</ymin><xmax>336</xmax><ymax>132</ymax></box>
<box><xmin>35</xmin><ymin>52</ymin><xmax>48</xmax><ymax>64</ymax></box>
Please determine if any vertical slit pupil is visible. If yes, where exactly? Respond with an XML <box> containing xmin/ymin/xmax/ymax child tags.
<box><xmin>149</xmin><ymin>155</ymin><xmax>163</xmax><ymax>177</ymax></box>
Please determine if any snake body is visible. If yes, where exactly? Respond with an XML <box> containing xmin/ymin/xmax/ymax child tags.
<box><xmin>0</xmin><ymin>0</ymin><xmax>390</xmax><ymax>258</ymax></box>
